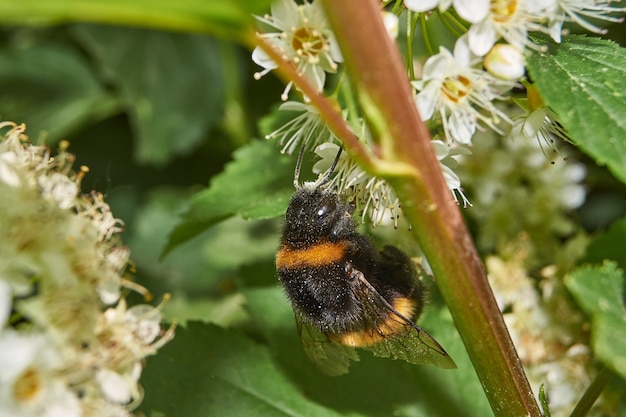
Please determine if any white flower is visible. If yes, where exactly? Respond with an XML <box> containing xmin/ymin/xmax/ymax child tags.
<box><xmin>405</xmin><ymin>0</ymin><xmax>490</xmax><ymax>24</ymax></box>
<box><xmin>457</xmin><ymin>122</ymin><xmax>587</xmax><ymax>241</ymax></box>
<box><xmin>0</xmin><ymin>330</ymin><xmax>82</xmax><ymax>417</ymax></box>
<box><xmin>413</xmin><ymin>42</ymin><xmax>515</xmax><ymax>144</ymax></box>
<box><xmin>0</xmin><ymin>149</ymin><xmax>21</xmax><ymax>187</ymax></box>
<box><xmin>0</xmin><ymin>122</ymin><xmax>174</xmax><ymax>417</ymax></box>
<box><xmin>484</xmin><ymin>44</ymin><xmax>526</xmax><ymax>80</ymax></box>
<box><xmin>432</xmin><ymin>140</ymin><xmax>473</xmax><ymax>206</ymax></box>
<box><xmin>466</xmin><ymin>0</ymin><xmax>549</xmax><ymax>56</ymax></box>
<box><xmin>486</xmin><ymin>256</ymin><xmax>598</xmax><ymax>415</ymax></box>
<box><xmin>312</xmin><ymin>142</ymin><xmax>364</xmax><ymax>188</ymax></box>
<box><xmin>510</xmin><ymin>105</ymin><xmax>569</xmax><ymax>153</ymax></box>
<box><xmin>312</xmin><ymin>138</ymin><xmax>472</xmax><ymax>225</ymax></box>
<box><xmin>381</xmin><ymin>11</ymin><xmax>400</xmax><ymax>39</ymax></box>
<box><xmin>313</xmin><ymin>142</ymin><xmax>402</xmax><ymax>226</ymax></box>
<box><xmin>252</xmin><ymin>0</ymin><xmax>343</xmax><ymax>100</ymax></box>
<box><xmin>126</xmin><ymin>304</ymin><xmax>165</xmax><ymax>345</ymax></box>
<box><xmin>539</xmin><ymin>0</ymin><xmax>625</xmax><ymax>42</ymax></box>
<box><xmin>99</xmin><ymin>297</ymin><xmax>174</xmax><ymax>364</ymax></box>
<box><xmin>96</xmin><ymin>368</ymin><xmax>134</xmax><ymax>405</ymax></box>
<box><xmin>38</xmin><ymin>173</ymin><xmax>79</xmax><ymax>210</ymax></box>
<box><xmin>76</xmin><ymin>192</ymin><xmax>125</xmax><ymax>243</ymax></box>
<box><xmin>265</xmin><ymin>101</ymin><xmax>336</xmax><ymax>154</ymax></box>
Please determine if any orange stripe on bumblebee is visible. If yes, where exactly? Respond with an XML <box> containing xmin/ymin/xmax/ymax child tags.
<box><xmin>330</xmin><ymin>296</ymin><xmax>416</xmax><ymax>347</ymax></box>
<box><xmin>276</xmin><ymin>240</ymin><xmax>349</xmax><ymax>269</ymax></box>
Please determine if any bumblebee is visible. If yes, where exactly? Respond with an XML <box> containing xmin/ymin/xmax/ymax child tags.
<box><xmin>276</xmin><ymin>147</ymin><xmax>456</xmax><ymax>375</ymax></box>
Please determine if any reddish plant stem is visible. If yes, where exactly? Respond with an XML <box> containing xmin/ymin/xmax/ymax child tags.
<box><xmin>249</xmin><ymin>34</ymin><xmax>375</xmax><ymax>171</ymax></box>
<box><xmin>318</xmin><ymin>1</ymin><xmax>541</xmax><ymax>416</ymax></box>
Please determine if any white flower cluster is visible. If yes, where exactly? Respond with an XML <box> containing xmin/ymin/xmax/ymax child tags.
<box><xmin>0</xmin><ymin>122</ymin><xmax>174</xmax><ymax>417</ymax></box>
<box><xmin>412</xmin><ymin>37</ymin><xmax>517</xmax><ymax>145</ymax></box>
<box><xmin>252</xmin><ymin>0</ymin><xmax>620</xmax><ymax>222</ymax></box>
<box><xmin>487</xmin><ymin>255</ymin><xmax>608</xmax><ymax>416</ymax></box>
<box><xmin>408</xmin><ymin>0</ymin><xmax>623</xmax><ymax>145</ymax></box>
<box><xmin>407</xmin><ymin>0</ymin><xmax>624</xmax><ymax>55</ymax></box>
<box><xmin>266</xmin><ymin>103</ymin><xmax>470</xmax><ymax>225</ymax></box>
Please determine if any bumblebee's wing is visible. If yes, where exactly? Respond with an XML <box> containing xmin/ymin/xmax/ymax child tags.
<box><xmin>353</xmin><ymin>270</ymin><xmax>457</xmax><ymax>369</ymax></box>
<box><xmin>364</xmin><ymin>321</ymin><xmax>457</xmax><ymax>369</ymax></box>
<box><xmin>296</xmin><ymin>313</ymin><xmax>360</xmax><ymax>376</ymax></box>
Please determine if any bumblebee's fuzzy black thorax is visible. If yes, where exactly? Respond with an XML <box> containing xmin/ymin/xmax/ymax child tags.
<box><xmin>281</xmin><ymin>186</ymin><xmax>357</xmax><ymax>248</ymax></box>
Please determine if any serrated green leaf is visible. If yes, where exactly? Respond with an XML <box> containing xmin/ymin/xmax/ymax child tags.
<box><xmin>565</xmin><ymin>262</ymin><xmax>626</xmax><ymax>379</ymax></box>
<box><xmin>73</xmin><ymin>24</ymin><xmax>225</xmax><ymax>164</ymax></box>
<box><xmin>139</xmin><ymin>322</ymin><xmax>346</xmax><ymax>417</ymax></box>
<box><xmin>163</xmin><ymin>140</ymin><xmax>295</xmax><ymax>256</ymax></box>
<box><xmin>164</xmin><ymin>293</ymin><xmax>249</xmax><ymax>328</ymax></box>
<box><xmin>0</xmin><ymin>43</ymin><xmax>118</xmax><ymax>143</ymax></box>
<box><xmin>527</xmin><ymin>35</ymin><xmax>626</xmax><ymax>184</ymax></box>
<box><xmin>0</xmin><ymin>0</ymin><xmax>271</xmax><ymax>39</ymax></box>
<box><xmin>118</xmin><ymin>187</ymin><xmax>281</xmax><ymax>296</ymax></box>
<box><xmin>584</xmin><ymin>216</ymin><xmax>626</xmax><ymax>270</ymax></box>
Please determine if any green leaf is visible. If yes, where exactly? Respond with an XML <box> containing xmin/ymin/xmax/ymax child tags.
<box><xmin>118</xmin><ymin>187</ymin><xmax>281</xmax><ymax>297</ymax></box>
<box><xmin>0</xmin><ymin>43</ymin><xmax>118</xmax><ymax>143</ymax></box>
<box><xmin>139</xmin><ymin>322</ymin><xmax>346</xmax><ymax>417</ymax></box>
<box><xmin>73</xmin><ymin>24</ymin><xmax>225</xmax><ymax>164</ymax></box>
<box><xmin>565</xmin><ymin>262</ymin><xmax>626</xmax><ymax>380</ymax></box>
<box><xmin>163</xmin><ymin>139</ymin><xmax>295</xmax><ymax>256</ymax></box>
<box><xmin>584</xmin><ymin>215</ymin><xmax>626</xmax><ymax>270</ymax></box>
<box><xmin>164</xmin><ymin>292</ymin><xmax>249</xmax><ymax>328</ymax></box>
<box><xmin>0</xmin><ymin>0</ymin><xmax>271</xmax><ymax>39</ymax></box>
<box><xmin>526</xmin><ymin>35</ymin><xmax>626</xmax><ymax>184</ymax></box>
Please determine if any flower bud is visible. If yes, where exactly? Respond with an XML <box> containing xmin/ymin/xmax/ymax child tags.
<box><xmin>484</xmin><ymin>44</ymin><xmax>525</xmax><ymax>81</ymax></box>
<box><xmin>381</xmin><ymin>12</ymin><xmax>399</xmax><ymax>40</ymax></box>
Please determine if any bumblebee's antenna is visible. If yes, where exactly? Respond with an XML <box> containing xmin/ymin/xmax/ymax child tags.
<box><xmin>319</xmin><ymin>147</ymin><xmax>343</xmax><ymax>186</ymax></box>
<box><xmin>293</xmin><ymin>143</ymin><xmax>307</xmax><ymax>189</ymax></box>
<box><xmin>293</xmin><ymin>144</ymin><xmax>343</xmax><ymax>189</ymax></box>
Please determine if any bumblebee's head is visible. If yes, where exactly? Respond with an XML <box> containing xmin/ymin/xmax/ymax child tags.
<box><xmin>282</xmin><ymin>185</ymin><xmax>356</xmax><ymax>247</ymax></box>
<box><xmin>282</xmin><ymin>145</ymin><xmax>354</xmax><ymax>246</ymax></box>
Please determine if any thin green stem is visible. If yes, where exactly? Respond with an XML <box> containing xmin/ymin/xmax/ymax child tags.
<box><xmin>569</xmin><ymin>366</ymin><xmax>613</xmax><ymax>417</ymax></box>
<box><xmin>420</xmin><ymin>13</ymin><xmax>435</xmax><ymax>56</ymax></box>
<box><xmin>407</xmin><ymin>11</ymin><xmax>415</xmax><ymax>79</ymax></box>
<box><xmin>438</xmin><ymin>11</ymin><xmax>469</xmax><ymax>38</ymax></box>
<box><xmin>391</xmin><ymin>0</ymin><xmax>404</xmax><ymax>14</ymax></box>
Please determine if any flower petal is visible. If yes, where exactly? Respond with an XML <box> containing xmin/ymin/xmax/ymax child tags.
<box><xmin>0</xmin><ymin>280</ymin><xmax>10</xmax><ymax>330</ymax></box>
<box><xmin>96</xmin><ymin>368</ymin><xmax>132</xmax><ymax>404</ymax></box>
<box><xmin>448</xmin><ymin>110</ymin><xmax>476</xmax><ymax>143</ymax></box>
<box><xmin>431</xmin><ymin>140</ymin><xmax>450</xmax><ymax>160</ymax></box>
<box><xmin>415</xmin><ymin>85</ymin><xmax>439</xmax><ymax>120</ymax></box>
<box><xmin>454</xmin><ymin>0</ymin><xmax>489</xmax><ymax>23</ymax></box>
<box><xmin>422</xmin><ymin>48</ymin><xmax>454</xmax><ymax>80</ymax></box>
<box><xmin>251</xmin><ymin>46</ymin><xmax>278</xmax><ymax>70</ymax></box>
<box><xmin>452</xmin><ymin>34</ymin><xmax>474</xmax><ymax>67</ymax></box>
<box><xmin>271</xmin><ymin>0</ymin><xmax>299</xmax><ymax>29</ymax></box>
<box><xmin>468</xmin><ymin>21</ymin><xmax>498</xmax><ymax>57</ymax></box>
<box><xmin>405</xmin><ymin>0</ymin><xmax>441</xmax><ymax>12</ymax></box>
